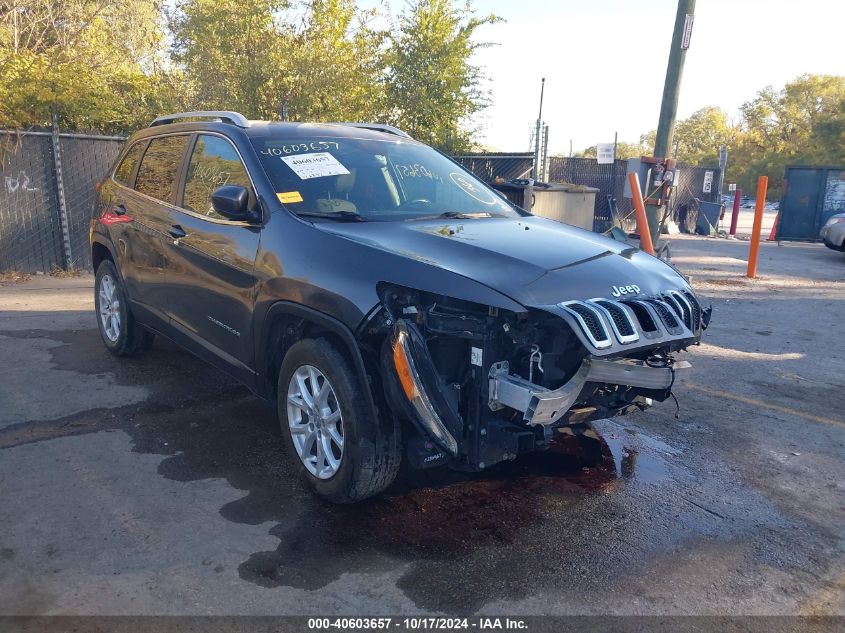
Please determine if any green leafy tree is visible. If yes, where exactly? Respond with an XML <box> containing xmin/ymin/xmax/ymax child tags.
<box><xmin>638</xmin><ymin>130</ymin><xmax>656</xmax><ymax>156</ymax></box>
<box><xmin>673</xmin><ymin>106</ymin><xmax>734</xmax><ymax>166</ymax></box>
<box><xmin>169</xmin><ymin>0</ymin><xmax>387</xmax><ymax>123</ymax></box>
<box><xmin>277</xmin><ymin>0</ymin><xmax>387</xmax><ymax>122</ymax></box>
<box><xmin>731</xmin><ymin>74</ymin><xmax>845</xmax><ymax>198</ymax></box>
<box><xmin>169</xmin><ymin>0</ymin><xmax>286</xmax><ymax>119</ymax></box>
<box><xmin>623</xmin><ymin>77</ymin><xmax>843</xmax><ymax>200</ymax></box>
<box><xmin>810</xmin><ymin>99</ymin><xmax>845</xmax><ymax>165</ymax></box>
<box><xmin>0</xmin><ymin>0</ymin><xmax>178</xmax><ymax>132</ymax></box>
<box><xmin>386</xmin><ymin>0</ymin><xmax>501</xmax><ymax>152</ymax></box>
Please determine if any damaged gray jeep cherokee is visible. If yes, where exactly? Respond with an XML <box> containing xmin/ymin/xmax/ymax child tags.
<box><xmin>90</xmin><ymin>111</ymin><xmax>710</xmax><ymax>503</ymax></box>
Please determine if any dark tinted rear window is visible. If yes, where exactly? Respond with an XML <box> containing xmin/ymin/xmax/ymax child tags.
<box><xmin>113</xmin><ymin>142</ymin><xmax>144</xmax><ymax>186</ymax></box>
<box><xmin>134</xmin><ymin>135</ymin><xmax>189</xmax><ymax>202</ymax></box>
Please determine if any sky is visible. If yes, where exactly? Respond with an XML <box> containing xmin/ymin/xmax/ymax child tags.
<box><xmin>372</xmin><ymin>0</ymin><xmax>845</xmax><ymax>154</ymax></box>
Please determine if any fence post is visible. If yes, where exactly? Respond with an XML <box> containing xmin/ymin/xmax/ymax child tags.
<box><xmin>50</xmin><ymin>113</ymin><xmax>73</xmax><ymax>269</ymax></box>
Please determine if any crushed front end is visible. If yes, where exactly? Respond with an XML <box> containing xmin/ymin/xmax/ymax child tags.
<box><xmin>364</xmin><ymin>285</ymin><xmax>710</xmax><ymax>472</ymax></box>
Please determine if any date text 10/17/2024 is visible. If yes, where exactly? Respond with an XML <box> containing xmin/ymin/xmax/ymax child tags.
<box><xmin>307</xmin><ymin>618</ymin><xmax>528</xmax><ymax>630</ymax></box>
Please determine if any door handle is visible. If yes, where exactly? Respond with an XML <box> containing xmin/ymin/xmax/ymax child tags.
<box><xmin>168</xmin><ymin>225</ymin><xmax>187</xmax><ymax>239</ymax></box>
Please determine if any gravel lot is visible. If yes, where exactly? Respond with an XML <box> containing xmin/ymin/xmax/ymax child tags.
<box><xmin>0</xmin><ymin>235</ymin><xmax>843</xmax><ymax>617</ymax></box>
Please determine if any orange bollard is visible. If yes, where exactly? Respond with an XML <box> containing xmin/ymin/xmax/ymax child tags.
<box><xmin>627</xmin><ymin>172</ymin><xmax>655</xmax><ymax>256</ymax></box>
<box><xmin>767</xmin><ymin>211</ymin><xmax>780</xmax><ymax>241</ymax></box>
<box><xmin>746</xmin><ymin>176</ymin><xmax>769</xmax><ymax>278</ymax></box>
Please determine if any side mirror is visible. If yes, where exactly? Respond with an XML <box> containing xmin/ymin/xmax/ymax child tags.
<box><xmin>211</xmin><ymin>185</ymin><xmax>251</xmax><ymax>221</ymax></box>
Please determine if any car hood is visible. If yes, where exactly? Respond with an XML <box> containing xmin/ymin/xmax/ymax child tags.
<box><xmin>315</xmin><ymin>215</ymin><xmax>690</xmax><ymax>306</ymax></box>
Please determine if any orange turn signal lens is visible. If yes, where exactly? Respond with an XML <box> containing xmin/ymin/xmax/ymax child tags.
<box><xmin>392</xmin><ymin>336</ymin><xmax>419</xmax><ymax>402</ymax></box>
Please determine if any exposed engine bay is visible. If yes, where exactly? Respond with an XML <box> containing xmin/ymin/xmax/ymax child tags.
<box><xmin>362</xmin><ymin>285</ymin><xmax>711</xmax><ymax>472</ymax></box>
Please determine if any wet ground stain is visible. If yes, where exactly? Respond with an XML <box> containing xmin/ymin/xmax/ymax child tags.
<box><xmin>234</xmin><ymin>431</ymin><xmax>643</xmax><ymax>607</ymax></box>
<box><xmin>0</xmin><ymin>326</ymin><xmax>743</xmax><ymax>612</ymax></box>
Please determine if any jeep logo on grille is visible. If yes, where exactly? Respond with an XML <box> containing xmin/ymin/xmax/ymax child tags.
<box><xmin>611</xmin><ymin>284</ymin><xmax>640</xmax><ymax>298</ymax></box>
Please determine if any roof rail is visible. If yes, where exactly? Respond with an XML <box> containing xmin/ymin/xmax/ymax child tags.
<box><xmin>329</xmin><ymin>122</ymin><xmax>412</xmax><ymax>139</ymax></box>
<box><xmin>150</xmin><ymin>111</ymin><xmax>249</xmax><ymax>128</ymax></box>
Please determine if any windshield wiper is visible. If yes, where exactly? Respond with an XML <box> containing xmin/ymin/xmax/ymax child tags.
<box><xmin>414</xmin><ymin>211</ymin><xmax>494</xmax><ymax>220</ymax></box>
<box><xmin>295</xmin><ymin>211</ymin><xmax>367</xmax><ymax>222</ymax></box>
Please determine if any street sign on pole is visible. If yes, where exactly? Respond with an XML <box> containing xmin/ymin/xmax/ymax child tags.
<box><xmin>728</xmin><ymin>183</ymin><xmax>736</xmax><ymax>192</ymax></box>
<box><xmin>681</xmin><ymin>14</ymin><xmax>695</xmax><ymax>49</ymax></box>
<box><xmin>596</xmin><ymin>143</ymin><xmax>615</xmax><ymax>164</ymax></box>
<box><xmin>703</xmin><ymin>170</ymin><xmax>714</xmax><ymax>193</ymax></box>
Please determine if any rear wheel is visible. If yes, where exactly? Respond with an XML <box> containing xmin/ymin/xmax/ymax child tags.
<box><xmin>278</xmin><ymin>337</ymin><xmax>401</xmax><ymax>503</ymax></box>
<box><xmin>94</xmin><ymin>260</ymin><xmax>154</xmax><ymax>356</ymax></box>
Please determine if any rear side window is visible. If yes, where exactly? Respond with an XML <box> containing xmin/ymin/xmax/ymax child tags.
<box><xmin>113</xmin><ymin>142</ymin><xmax>144</xmax><ymax>186</ymax></box>
<box><xmin>183</xmin><ymin>135</ymin><xmax>253</xmax><ymax>219</ymax></box>
<box><xmin>134</xmin><ymin>135</ymin><xmax>189</xmax><ymax>203</ymax></box>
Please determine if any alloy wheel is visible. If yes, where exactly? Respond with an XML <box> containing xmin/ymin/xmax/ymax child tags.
<box><xmin>286</xmin><ymin>365</ymin><xmax>344</xmax><ymax>479</ymax></box>
<box><xmin>98</xmin><ymin>273</ymin><xmax>121</xmax><ymax>342</ymax></box>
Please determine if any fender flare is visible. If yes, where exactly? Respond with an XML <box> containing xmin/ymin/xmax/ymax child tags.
<box><xmin>258</xmin><ymin>301</ymin><xmax>379</xmax><ymax>420</ymax></box>
<box><xmin>90</xmin><ymin>234</ymin><xmax>119</xmax><ymax>272</ymax></box>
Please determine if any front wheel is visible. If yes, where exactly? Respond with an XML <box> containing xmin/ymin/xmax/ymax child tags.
<box><xmin>94</xmin><ymin>260</ymin><xmax>154</xmax><ymax>356</ymax></box>
<box><xmin>278</xmin><ymin>338</ymin><xmax>401</xmax><ymax>503</ymax></box>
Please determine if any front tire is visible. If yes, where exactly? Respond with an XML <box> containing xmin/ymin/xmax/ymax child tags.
<box><xmin>94</xmin><ymin>260</ymin><xmax>154</xmax><ymax>357</ymax></box>
<box><xmin>278</xmin><ymin>338</ymin><xmax>401</xmax><ymax>503</ymax></box>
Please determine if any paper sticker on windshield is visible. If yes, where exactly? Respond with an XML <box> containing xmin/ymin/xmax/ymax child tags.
<box><xmin>449</xmin><ymin>172</ymin><xmax>497</xmax><ymax>205</ymax></box>
<box><xmin>277</xmin><ymin>191</ymin><xmax>303</xmax><ymax>204</ymax></box>
<box><xmin>281</xmin><ymin>152</ymin><xmax>350</xmax><ymax>180</ymax></box>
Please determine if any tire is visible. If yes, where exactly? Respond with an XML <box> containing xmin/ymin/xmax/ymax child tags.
<box><xmin>277</xmin><ymin>337</ymin><xmax>401</xmax><ymax>503</ymax></box>
<box><xmin>94</xmin><ymin>260</ymin><xmax>154</xmax><ymax>357</ymax></box>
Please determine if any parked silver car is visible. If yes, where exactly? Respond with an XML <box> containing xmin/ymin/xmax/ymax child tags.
<box><xmin>820</xmin><ymin>214</ymin><xmax>845</xmax><ymax>251</ymax></box>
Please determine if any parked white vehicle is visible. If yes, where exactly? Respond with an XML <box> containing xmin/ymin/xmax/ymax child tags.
<box><xmin>820</xmin><ymin>214</ymin><xmax>845</xmax><ymax>252</ymax></box>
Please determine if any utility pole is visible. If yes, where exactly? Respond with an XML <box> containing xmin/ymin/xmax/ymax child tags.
<box><xmin>646</xmin><ymin>0</ymin><xmax>695</xmax><ymax>247</ymax></box>
<box><xmin>532</xmin><ymin>78</ymin><xmax>545</xmax><ymax>180</ymax></box>
<box><xmin>654</xmin><ymin>0</ymin><xmax>696</xmax><ymax>158</ymax></box>
<box><xmin>716</xmin><ymin>144</ymin><xmax>728</xmax><ymax>201</ymax></box>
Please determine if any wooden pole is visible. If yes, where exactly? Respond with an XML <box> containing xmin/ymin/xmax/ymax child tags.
<box><xmin>628</xmin><ymin>172</ymin><xmax>655</xmax><ymax>256</ymax></box>
<box><xmin>654</xmin><ymin>0</ymin><xmax>696</xmax><ymax>158</ymax></box>
<box><xmin>746</xmin><ymin>176</ymin><xmax>768</xmax><ymax>278</ymax></box>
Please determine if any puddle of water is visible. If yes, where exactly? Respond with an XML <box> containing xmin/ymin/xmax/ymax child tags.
<box><xmin>602</xmin><ymin>434</ymin><xmax>669</xmax><ymax>483</ymax></box>
<box><xmin>595</xmin><ymin>421</ymin><xmax>673</xmax><ymax>484</ymax></box>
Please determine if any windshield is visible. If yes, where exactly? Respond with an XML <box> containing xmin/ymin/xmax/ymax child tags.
<box><xmin>250</xmin><ymin>135</ymin><xmax>520</xmax><ymax>221</ymax></box>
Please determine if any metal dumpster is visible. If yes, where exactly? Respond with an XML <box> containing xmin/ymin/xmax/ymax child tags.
<box><xmin>777</xmin><ymin>166</ymin><xmax>845</xmax><ymax>241</ymax></box>
<box><xmin>491</xmin><ymin>180</ymin><xmax>599</xmax><ymax>231</ymax></box>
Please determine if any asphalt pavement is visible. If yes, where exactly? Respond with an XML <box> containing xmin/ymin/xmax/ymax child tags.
<box><xmin>0</xmin><ymin>235</ymin><xmax>843</xmax><ymax>616</ymax></box>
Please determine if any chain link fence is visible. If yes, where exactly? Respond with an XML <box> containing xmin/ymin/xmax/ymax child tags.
<box><xmin>59</xmin><ymin>135</ymin><xmax>125</xmax><ymax>269</ymax></box>
<box><xmin>1</xmin><ymin>129</ymin><xmax>124</xmax><ymax>272</ymax></box>
<box><xmin>453</xmin><ymin>153</ymin><xmax>534</xmax><ymax>181</ymax></box>
<box><xmin>1</xmin><ymin>133</ymin><xmax>64</xmax><ymax>272</ymax></box>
